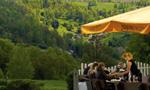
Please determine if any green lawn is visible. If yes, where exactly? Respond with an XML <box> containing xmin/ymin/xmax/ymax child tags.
<box><xmin>38</xmin><ymin>80</ymin><xmax>67</xmax><ymax>90</ymax></box>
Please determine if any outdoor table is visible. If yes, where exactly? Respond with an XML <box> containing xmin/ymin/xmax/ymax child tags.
<box><xmin>108</xmin><ymin>81</ymin><xmax>150</xmax><ymax>90</ymax></box>
<box><xmin>78</xmin><ymin>80</ymin><xmax>149</xmax><ymax>90</ymax></box>
<box><xmin>111</xmin><ymin>81</ymin><xmax>140</xmax><ymax>90</ymax></box>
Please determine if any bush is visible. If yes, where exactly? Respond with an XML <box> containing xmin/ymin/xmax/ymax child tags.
<box><xmin>7</xmin><ymin>80</ymin><xmax>43</xmax><ymax>90</ymax></box>
<box><xmin>66</xmin><ymin>71</ymin><xmax>74</xmax><ymax>90</ymax></box>
<box><xmin>7</xmin><ymin>46</ymin><xmax>34</xmax><ymax>79</ymax></box>
<box><xmin>32</xmin><ymin>47</ymin><xmax>77</xmax><ymax>80</ymax></box>
<box><xmin>0</xmin><ymin>79</ymin><xmax>7</xmax><ymax>85</ymax></box>
<box><xmin>0</xmin><ymin>69</ymin><xmax>4</xmax><ymax>79</ymax></box>
<box><xmin>0</xmin><ymin>80</ymin><xmax>7</xmax><ymax>90</ymax></box>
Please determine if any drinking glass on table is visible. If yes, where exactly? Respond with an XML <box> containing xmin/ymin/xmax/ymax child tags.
<box><xmin>135</xmin><ymin>76</ymin><xmax>138</xmax><ymax>82</ymax></box>
<box><xmin>133</xmin><ymin>75</ymin><xmax>135</xmax><ymax>82</ymax></box>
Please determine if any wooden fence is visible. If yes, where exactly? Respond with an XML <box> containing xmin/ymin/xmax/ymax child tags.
<box><xmin>78</xmin><ymin>61</ymin><xmax>150</xmax><ymax>76</ymax></box>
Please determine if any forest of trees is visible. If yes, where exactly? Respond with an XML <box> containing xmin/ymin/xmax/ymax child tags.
<box><xmin>0</xmin><ymin>38</ymin><xmax>77</xmax><ymax>80</ymax></box>
<box><xmin>0</xmin><ymin>0</ymin><xmax>150</xmax><ymax>81</ymax></box>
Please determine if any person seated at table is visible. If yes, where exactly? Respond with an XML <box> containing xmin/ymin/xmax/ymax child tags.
<box><xmin>116</xmin><ymin>62</ymin><xmax>126</xmax><ymax>73</ymax></box>
<box><xmin>83</xmin><ymin>62</ymin><xmax>97</xmax><ymax>76</ymax></box>
<box><xmin>87</xmin><ymin>62</ymin><xmax>99</xmax><ymax>90</ymax></box>
<box><xmin>83</xmin><ymin>64</ymin><xmax>90</xmax><ymax>76</ymax></box>
<box><xmin>94</xmin><ymin>62</ymin><xmax>116</xmax><ymax>90</ymax></box>
<box><xmin>112</xmin><ymin>62</ymin><xmax>128</xmax><ymax>81</ymax></box>
<box><xmin>88</xmin><ymin>62</ymin><xmax>98</xmax><ymax>79</ymax></box>
<box><xmin>111</xmin><ymin>62</ymin><xmax>126</xmax><ymax>74</ymax></box>
<box><xmin>83</xmin><ymin>63</ymin><xmax>91</xmax><ymax>79</ymax></box>
<box><xmin>79</xmin><ymin>62</ymin><xmax>98</xmax><ymax>82</ymax></box>
<box><xmin>117</xmin><ymin>52</ymin><xmax>142</xmax><ymax>82</ymax></box>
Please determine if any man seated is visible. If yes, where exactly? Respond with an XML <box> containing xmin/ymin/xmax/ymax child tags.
<box><xmin>94</xmin><ymin>62</ymin><xmax>117</xmax><ymax>90</ymax></box>
<box><xmin>112</xmin><ymin>62</ymin><xmax>128</xmax><ymax>81</ymax></box>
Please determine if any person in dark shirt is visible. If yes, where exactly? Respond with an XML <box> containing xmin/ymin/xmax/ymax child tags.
<box><xmin>148</xmin><ymin>75</ymin><xmax>150</xmax><ymax>83</ymax></box>
<box><xmin>83</xmin><ymin>62</ymin><xmax>94</xmax><ymax>76</ymax></box>
<box><xmin>83</xmin><ymin>66</ymin><xmax>90</xmax><ymax>76</ymax></box>
<box><xmin>80</xmin><ymin>62</ymin><xmax>99</xmax><ymax>82</ymax></box>
<box><xmin>94</xmin><ymin>62</ymin><xmax>116</xmax><ymax>90</ymax></box>
<box><xmin>96</xmin><ymin>62</ymin><xmax>115</xmax><ymax>80</ymax></box>
<box><xmin>87</xmin><ymin>62</ymin><xmax>99</xmax><ymax>90</ymax></box>
<box><xmin>117</xmin><ymin>52</ymin><xmax>142</xmax><ymax>82</ymax></box>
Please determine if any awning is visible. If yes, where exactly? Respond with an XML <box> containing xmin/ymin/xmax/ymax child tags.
<box><xmin>81</xmin><ymin>6</ymin><xmax>150</xmax><ymax>35</ymax></box>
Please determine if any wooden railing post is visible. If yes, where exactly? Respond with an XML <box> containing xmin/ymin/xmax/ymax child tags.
<box><xmin>81</xmin><ymin>63</ymin><xmax>84</xmax><ymax>75</ymax></box>
<box><xmin>148</xmin><ymin>64</ymin><xmax>150</xmax><ymax>75</ymax></box>
<box><xmin>78</xmin><ymin>69</ymin><xmax>81</xmax><ymax>76</ymax></box>
<box><xmin>143</xmin><ymin>63</ymin><xmax>146</xmax><ymax>76</ymax></box>
<box><xmin>140</xmin><ymin>62</ymin><xmax>143</xmax><ymax>75</ymax></box>
<box><xmin>73</xmin><ymin>70</ymin><xmax>79</xmax><ymax>90</ymax></box>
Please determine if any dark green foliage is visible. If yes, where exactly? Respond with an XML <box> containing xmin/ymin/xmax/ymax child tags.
<box><xmin>0</xmin><ymin>80</ymin><xmax>7</xmax><ymax>86</ymax></box>
<box><xmin>0</xmin><ymin>80</ymin><xmax>7</xmax><ymax>90</ymax></box>
<box><xmin>0</xmin><ymin>39</ymin><xmax>14</xmax><ymax>65</ymax></box>
<box><xmin>126</xmin><ymin>34</ymin><xmax>150</xmax><ymax>63</ymax></box>
<box><xmin>7</xmin><ymin>46</ymin><xmax>35</xmax><ymax>79</ymax></box>
<box><xmin>0</xmin><ymin>38</ymin><xmax>78</xmax><ymax>80</ymax></box>
<box><xmin>0</xmin><ymin>0</ymin><xmax>67</xmax><ymax>50</ymax></box>
<box><xmin>0</xmin><ymin>69</ymin><xmax>4</xmax><ymax>79</ymax></box>
<box><xmin>101</xmin><ymin>33</ymin><xmax>132</xmax><ymax>47</ymax></box>
<box><xmin>7</xmin><ymin>80</ymin><xmax>43</xmax><ymax>90</ymax></box>
<box><xmin>0</xmin><ymin>39</ymin><xmax>14</xmax><ymax>78</ymax></box>
<box><xmin>81</xmin><ymin>42</ymin><xmax>120</xmax><ymax>65</ymax></box>
<box><xmin>31</xmin><ymin>47</ymin><xmax>78</xmax><ymax>80</ymax></box>
<box><xmin>101</xmin><ymin>32</ymin><xmax>150</xmax><ymax>64</ymax></box>
<box><xmin>0</xmin><ymin>0</ymin><xmax>149</xmax><ymax>54</ymax></box>
<box><xmin>0</xmin><ymin>79</ymin><xmax>7</xmax><ymax>90</ymax></box>
<box><xmin>0</xmin><ymin>0</ymin><xmax>150</xmax><ymax>82</ymax></box>
<box><xmin>66</xmin><ymin>71</ymin><xmax>73</xmax><ymax>90</ymax></box>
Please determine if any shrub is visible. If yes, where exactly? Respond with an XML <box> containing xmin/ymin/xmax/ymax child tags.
<box><xmin>66</xmin><ymin>71</ymin><xmax>74</xmax><ymax>90</ymax></box>
<box><xmin>0</xmin><ymin>80</ymin><xmax>7</xmax><ymax>90</ymax></box>
<box><xmin>7</xmin><ymin>80</ymin><xmax>44</xmax><ymax>90</ymax></box>
<box><xmin>0</xmin><ymin>69</ymin><xmax>4</xmax><ymax>79</ymax></box>
<box><xmin>7</xmin><ymin>46</ymin><xmax>34</xmax><ymax>79</ymax></box>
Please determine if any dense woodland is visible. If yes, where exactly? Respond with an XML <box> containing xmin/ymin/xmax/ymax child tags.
<box><xmin>0</xmin><ymin>0</ymin><xmax>150</xmax><ymax>80</ymax></box>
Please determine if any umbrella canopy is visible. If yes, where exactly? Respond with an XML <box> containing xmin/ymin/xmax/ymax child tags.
<box><xmin>81</xmin><ymin>6</ymin><xmax>150</xmax><ymax>35</ymax></box>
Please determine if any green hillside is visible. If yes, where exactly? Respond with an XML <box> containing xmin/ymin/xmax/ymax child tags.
<box><xmin>0</xmin><ymin>0</ymin><xmax>150</xmax><ymax>90</ymax></box>
<box><xmin>0</xmin><ymin>0</ymin><xmax>150</xmax><ymax>84</ymax></box>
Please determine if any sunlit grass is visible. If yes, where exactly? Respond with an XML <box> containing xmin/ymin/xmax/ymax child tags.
<box><xmin>37</xmin><ymin>80</ymin><xmax>67</xmax><ymax>90</ymax></box>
